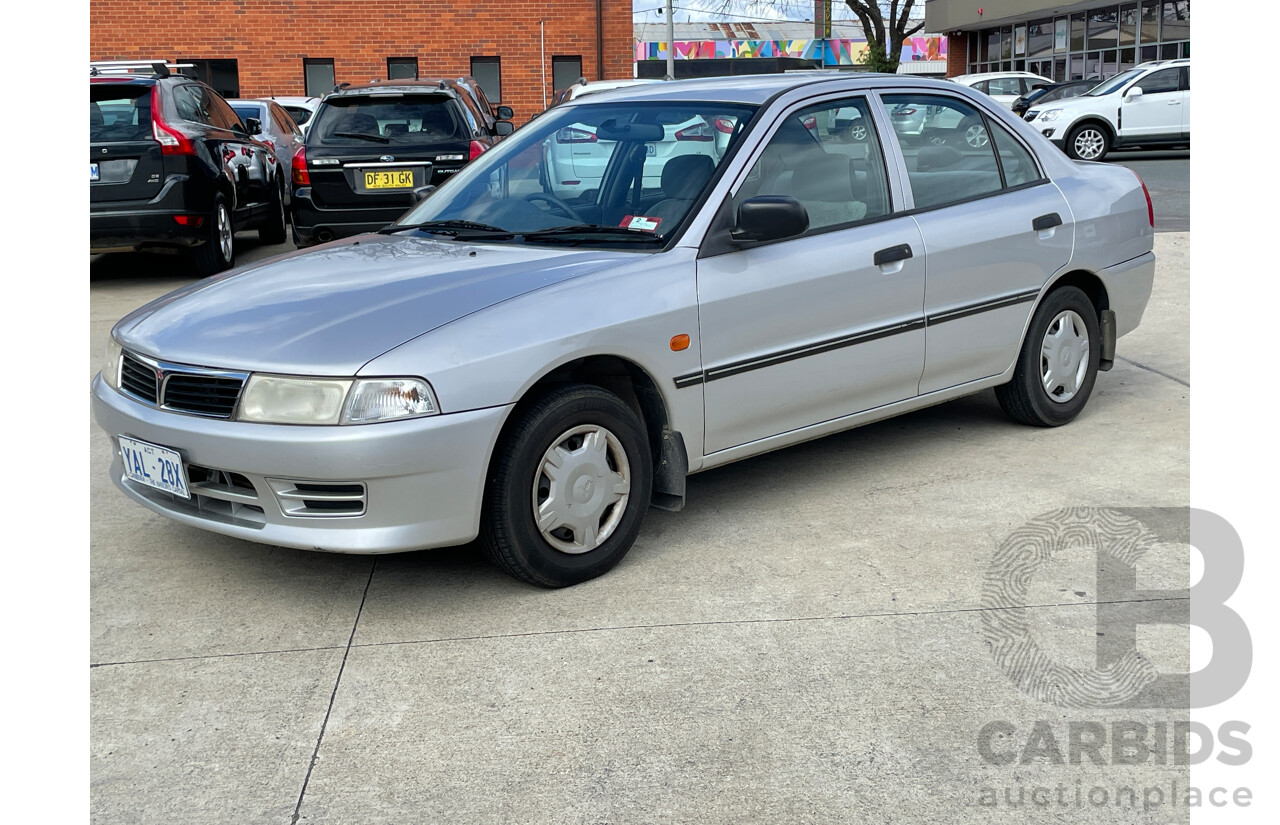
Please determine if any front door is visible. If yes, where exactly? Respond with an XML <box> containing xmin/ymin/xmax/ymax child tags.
<box><xmin>1119</xmin><ymin>66</ymin><xmax>1187</xmax><ymax>141</ymax></box>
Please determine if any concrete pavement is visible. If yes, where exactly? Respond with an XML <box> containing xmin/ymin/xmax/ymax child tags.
<box><xmin>91</xmin><ymin>232</ymin><xmax>1190</xmax><ymax>824</ymax></box>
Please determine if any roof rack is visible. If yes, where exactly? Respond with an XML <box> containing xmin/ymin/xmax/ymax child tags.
<box><xmin>89</xmin><ymin>60</ymin><xmax>193</xmax><ymax>79</ymax></box>
<box><xmin>332</xmin><ymin>81</ymin><xmax>351</xmax><ymax>93</ymax></box>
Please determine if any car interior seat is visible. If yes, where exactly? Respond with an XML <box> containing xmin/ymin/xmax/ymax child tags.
<box><xmin>647</xmin><ymin>154</ymin><xmax>716</xmax><ymax>229</ymax></box>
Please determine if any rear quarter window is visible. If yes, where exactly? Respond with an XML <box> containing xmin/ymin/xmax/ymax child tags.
<box><xmin>310</xmin><ymin>95</ymin><xmax>465</xmax><ymax>145</ymax></box>
<box><xmin>90</xmin><ymin>86</ymin><xmax>152</xmax><ymax>142</ymax></box>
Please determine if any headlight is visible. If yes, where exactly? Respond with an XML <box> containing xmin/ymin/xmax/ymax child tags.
<box><xmin>343</xmin><ymin>378</ymin><xmax>440</xmax><ymax>423</ymax></box>
<box><xmin>239</xmin><ymin>375</ymin><xmax>353</xmax><ymax>424</ymax></box>
<box><xmin>102</xmin><ymin>336</ymin><xmax>122</xmax><ymax>389</ymax></box>
<box><xmin>1038</xmin><ymin>109</ymin><xmax>1062</xmax><ymax>122</ymax></box>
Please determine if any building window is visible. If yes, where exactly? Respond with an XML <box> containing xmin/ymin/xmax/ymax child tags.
<box><xmin>1087</xmin><ymin>8</ymin><xmax>1118</xmax><ymax>50</ymax></box>
<box><xmin>388</xmin><ymin>57</ymin><xmax>418</xmax><ymax>80</ymax></box>
<box><xmin>304</xmin><ymin>58</ymin><xmax>335</xmax><ymax>97</ymax></box>
<box><xmin>1026</xmin><ymin>19</ymin><xmax>1053</xmax><ymax>58</ymax></box>
<box><xmin>1119</xmin><ymin>4</ymin><xmax>1138</xmax><ymax>47</ymax></box>
<box><xmin>1161</xmin><ymin>0</ymin><xmax>1190</xmax><ymax>42</ymax></box>
<box><xmin>1141</xmin><ymin>0</ymin><xmax>1161</xmax><ymax>43</ymax></box>
<box><xmin>1070</xmin><ymin>13</ymin><xmax>1086</xmax><ymax>52</ymax></box>
<box><xmin>470</xmin><ymin>57</ymin><xmax>501</xmax><ymax>102</ymax></box>
<box><xmin>179</xmin><ymin>59</ymin><xmax>239</xmax><ymax>98</ymax></box>
<box><xmin>552</xmin><ymin>56</ymin><xmax>583</xmax><ymax>93</ymax></box>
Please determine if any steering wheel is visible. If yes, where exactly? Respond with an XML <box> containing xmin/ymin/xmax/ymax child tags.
<box><xmin>524</xmin><ymin>192</ymin><xmax>585</xmax><ymax>223</ymax></box>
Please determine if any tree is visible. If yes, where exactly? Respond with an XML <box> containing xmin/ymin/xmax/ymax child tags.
<box><xmin>843</xmin><ymin>2</ymin><xmax>925</xmax><ymax>74</ymax></box>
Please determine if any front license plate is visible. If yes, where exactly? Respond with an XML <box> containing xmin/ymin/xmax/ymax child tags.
<box><xmin>90</xmin><ymin>163</ymin><xmax>100</xmax><ymax>182</ymax></box>
<box><xmin>119</xmin><ymin>436</ymin><xmax>190</xmax><ymax>499</ymax></box>
<box><xmin>363</xmin><ymin>169</ymin><xmax>415</xmax><ymax>190</ymax></box>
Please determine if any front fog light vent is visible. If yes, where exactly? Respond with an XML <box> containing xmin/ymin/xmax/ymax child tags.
<box><xmin>267</xmin><ymin>479</ymin><xmax>367</xmax><ymax>518</ymax></box>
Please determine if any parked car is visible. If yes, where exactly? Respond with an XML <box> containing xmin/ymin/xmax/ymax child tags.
<box><xmin>228</xmin><ymin>99</ymin><xmax>305</xmax><ymax>203</ymax></box>
<box><xmin>551</xmin><ymin>77</ymin><xmax>662</xmax><ymax>107</ymax></box>
<box><xmin>93</xmin><ymin>73</ymin><xmax>1154</xmax><ymax>588</ymax></box>
<box><xmin>1027</xmin><ymin>59</ymin><xmax>1190</xmax><ymax>161</ymax></box>
<box><xmin>90</xmin><ymin>60</ymin><xmax>288</xmax><ymax>275</ymax></box>
<box><xmin>1011</xmin><ymin>79</ymin><xmax>1096</xmax><ymax>119</ymax></box>
<box><xmin>950</xmin><ymin>71</ymin><xmax>1053</xmax><ymax>107</ymax></box>
<box><xmin>289</xmin><ymin>79</ymin><xmax>515</xmax><ymax>246</ymax></box>
<box><xmin>268</xmin><ymin>95</ymin><xmax>321</xmax><ymax>135</ymax></box>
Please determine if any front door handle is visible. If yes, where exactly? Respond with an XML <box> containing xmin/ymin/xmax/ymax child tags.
<box><xmin>1032</xmin><ymin>213</ymin><xmax>1062</xmax><ymax>231</ymax></box>
<box><xmin>873</xmin><ymin>244</ymin><xmax>913</xmax><ymax>266</ymax></box>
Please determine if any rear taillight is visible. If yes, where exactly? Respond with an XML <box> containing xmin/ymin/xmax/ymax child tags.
<box><xmin>150</xmin><ymin>87</ymin><xmax>195</xmax><ymax>156</ymax></box>
<box><xmin>1134</xmin><ymin>170</ymin><xmax>1154</xmax><ymax>228</ymax></box>
<box><xmin>262</xmin><ymin>139</ymin><xmax>275</xmax><ymax>152</ymax></box>
<box><xmin>469</xmin><ymin>140</ymin><xmax>487</xmax><ymax>161</ymax></box>
<box><xmin>713</xmin><ymin>117</ymin><xmax>736</xmax><ymax>134</ymax></box>
<box><xmin>675</xmin><ymin>122</ymin><xmax>714</xmax><ymax>141</ymax></box>
<box><xmin>801</xmin><ymin>115</ymin><xmax>818</xmax><ymax>131</ymax></box>
<box><xmin>291</xmin><ymin>146</ymin><xmax>310</xmax><ymax>185</ymax></box>
<box><xmin>172</xmin><ymin>215</ymin><xmax>204</xmax><ymax>227</ymax></box>
<box><xmin>892</xmin><ymin>107</ymin><xmax>918</xmax><ymax>117</ymax></box>
<box><xmin>556</xmin><ymin>127</ymin><xmax>597</xmax><ymax>144</ymax></box>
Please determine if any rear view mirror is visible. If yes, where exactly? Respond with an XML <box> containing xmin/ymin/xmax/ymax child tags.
<box><xmin>595</xmin><ymin>120</ymin><xmax>664</xmax><ymax>142</ymax></box>
<box><xmin>494</xmin><ymin>121</ymin><xmax>514</xmax><ymax>137</ymax></box>
<box><xmin>244</xmin><ymin>117</ymin><xmax>263</xmax><ymax>136</ymax></box>
<box><xmin>496</xmin><ymin>105</ymin><xmax>514</xmax><ymax>121</ymax></box>
<box><xmin>732</xmin><ymin>196</ymin><xmax>808</xmax><ymax>243</ymax></box>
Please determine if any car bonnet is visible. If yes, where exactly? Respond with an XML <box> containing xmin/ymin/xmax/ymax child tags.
<box><xmin>112</xmin><ymin>236</ymin><xmax>635</xmax><ymax>375</ymax></box>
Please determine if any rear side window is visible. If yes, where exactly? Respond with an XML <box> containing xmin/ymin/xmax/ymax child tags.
<box><xmin>90</xmin><ymin>85</ymin><xmax>152</xmax><ymax>142</ymax></box>
<box><xmin>310</xmin><ymin>95</ymin><xmax>465</xmax><ymax>145</ymax></box>
<box><xmin>283</xmin><ymin>105</ymin><xmax>313</xmax><ymax>126</ymax></box>
<box><xmin>881</xmin><ymin>94</ymin><xmax>1004</xmax><ymax>210</ymax></box>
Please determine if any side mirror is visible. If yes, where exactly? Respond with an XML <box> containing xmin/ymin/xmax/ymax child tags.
<box><xmin>496</xmin><ymin>105</ymin><xmax>514</xmax><ymax>121</ymax></box>
<box><xmin>494</xmin><ymin>121</ymin><xmax>514</xmax><ymax>137</ymax></box>
<box><xmin>732</xmin><ymin>196</ymin><xmax>808</xmax><ymax>243</ymax></box>
<box><xmin>411</xmin><ymin>185</ymin><xmax>436</xmax><ymax>203</ymax></box>
<box><xmin>1125</xmin><ymin>86</ymin><xmax>1144</xmax><ymax>101</ymax></box>
<box><xmin>244</xmin><ymin>117</ymin><xmax>263</xmax><ymax>135</ymax></box>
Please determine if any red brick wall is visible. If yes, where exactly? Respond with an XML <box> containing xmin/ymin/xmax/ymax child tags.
<box><xmin>89</xmin><ymin>0</ymin><xmax>633</xmax><ymax>124</ymax></box>
<box><xmin>946</xmin><ymin>33</ymin><xmax>968</xmax><ymax>77</ymax></box>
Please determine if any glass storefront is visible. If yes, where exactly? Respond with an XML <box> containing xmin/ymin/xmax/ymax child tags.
<box><xmin>966</xmin><ymin>0</ymin><xmax>1188</xmax><ymax>82</ymax></box>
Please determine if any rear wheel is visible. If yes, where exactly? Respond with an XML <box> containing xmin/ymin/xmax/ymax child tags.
<box><xmin>482</xmin><ymin>385</ymin><xmax>652</xmax><ymax>588</ymax></box>
<box><xmin>258</xmin><ymin>180</ymin><xmax>288</xmax><ymax>244</ymax></box>
<box><xmin>996</xmin><ymin>286</ymin><xmax>1101</xmax><ymax>427</ymax></box>
<box><xmin>193</xmin><ymin>195</ymin><xmax>234</xmax><ymax>277</ymax></box>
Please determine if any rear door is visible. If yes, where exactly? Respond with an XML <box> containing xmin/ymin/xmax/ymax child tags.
<box><xmin>90</xmin><ymin>82</ymin><xmax>165</xmax><ymax>205</ymax></box>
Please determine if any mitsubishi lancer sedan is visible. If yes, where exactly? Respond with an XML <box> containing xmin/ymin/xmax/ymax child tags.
<box><xmin>93</xmin><ymin>73</ymin><xmax>1156</xmax><ymax>588</ymax></box>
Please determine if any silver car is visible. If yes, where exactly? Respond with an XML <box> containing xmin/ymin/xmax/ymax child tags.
<box><xmin>93</xmin><ymin>73</ymin><xmax>1155</xmax><ymax>588</ymax></box>
<box><xmin>228</xmin><ymin>99</ymin><xmax>305</xmax><ymax>202</ymax></box>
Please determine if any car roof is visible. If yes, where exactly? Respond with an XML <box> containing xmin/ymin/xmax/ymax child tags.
<box><xmin>329</xmin><ymin>79</ymin><xmax>465</xmax><ymax>97</ymax></box>
<box><xmin>556</xmin><ymin>72</ymin><xmax>975</xmax><ymax>106</ymax></box>
<box><xmin>267</xmin><ymin>96</ymin><xmax>319</xmax><ymax>106</ymax></box>
<box><xmin>952</xmin><ymin>71</ymin><xmax>1050</xmax><ymax>82</ymax></box>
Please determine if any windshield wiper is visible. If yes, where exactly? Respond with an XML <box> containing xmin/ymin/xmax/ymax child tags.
<box><xmin>520</xmin><ymin>225</ymin><xmax>665</xmax><ymax>244</ymax></box>
<box><xmin>377</xmin><ymin>219</ymin><xmax>514</xmax><ymax>238</ymax></box>
<box><xmin>332</xmin><ymin>131</ymin><xmax>390</xmax><ymax>143</ymax></box>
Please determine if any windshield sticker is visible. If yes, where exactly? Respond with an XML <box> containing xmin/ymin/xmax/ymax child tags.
<box><xmin>620</xmin><ymin>215</ymin><xmax>662</xmax><ymax>232</ymax></box>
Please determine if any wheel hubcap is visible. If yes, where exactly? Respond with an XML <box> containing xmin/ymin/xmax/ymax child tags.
<box><xmin>851</xmin><ymin>124</ymin><xmax>867</xmax><ymax>139</ymax></box>
<box><xmin>1040</xmin><ymin>310</ymin><xmax>1090</xmax><ymax>403</ymax></box>
<box><xmin>1074</xmin><ymin>129</ymin><xmax>1104</xmax><ymax>159</ymax></box>
<box><xmin>966</xmin><ymin>125</ymin><xmax>989</xmax><ymax>148</ymax></box>
<box><xmin>532</xmin><ymin>424</ymin><xmax>631</xmax><ymax>554</ymax></box>
<box><xmin>217</xmin><ymin>205</ymin><xmax>232</xmax><ymax>261</ymax></box>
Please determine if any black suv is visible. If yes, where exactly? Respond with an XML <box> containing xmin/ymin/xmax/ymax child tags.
<box><xmin>290</xmin><ymin>79</ymin><xmax>514</xmax><ymax>246</ymax></box>
<box><xmin>90</xmin><ymin>61</ymin><xmax>288</xmax><ymax>276</ymax></box>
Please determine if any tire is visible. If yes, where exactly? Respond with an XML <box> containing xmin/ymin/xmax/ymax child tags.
<box><xmin>193</xmin><ymin>194</ymin><xmax>234</xmax><ymax>277</ymax></box>
<box><xmin>481</xmin><ymin>385</ymin><xmax>652</xmax><ymax>588</ymax></box>
<box><xmin>258</xmin><ymin>180</ymin><xmax>288</xmax><ymax>245</ymax></box>
<box><xmin>1065</xmin><ymin>122</ymin><xmax>1110</xmax><ymax>161</ymax></box>
<box><xmin>963</xmin><ymin>118</ymin><xmax>990</xmax><ymax>149</ymax></box>
<box><xmin>996</xmin><ymin>286</ymin><xmax>1101</xmax><ymax>427</ymax></box>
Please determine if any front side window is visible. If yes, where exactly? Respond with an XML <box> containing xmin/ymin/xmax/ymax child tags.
<box><xmin>734</xmin><ymin>97</ymin><xmax>891</xmax><ymax>232</ymax></box>
<box><xmin>1135</xmin><ymin>67</ymin><xmax>1182</xmax><ymax>94</ymax></box>
<box><xmin>392</xmin><ymin>100</ymin><xmax>757</xmax><ymax>243</ymax></box>
<box><xmin>310</xmin><ymin>95</ymin><xmax>466</xmax><ymax>145</ymax></box>
<box><xmin>880</xmin><ymin>94</ymin><xmax>1004</xmax><ymax>210</ymax></box>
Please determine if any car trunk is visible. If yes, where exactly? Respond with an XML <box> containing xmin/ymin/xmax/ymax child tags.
<box><xmin>90</xmin><ymin>84</ymin><xmax>166</xmax><ymax>204</ymax></box>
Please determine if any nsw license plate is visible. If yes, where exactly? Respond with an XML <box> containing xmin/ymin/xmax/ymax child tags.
<box><xmin>645</xmin><ymin>144</ymin><xmax>656</xmax><ymax>157</ymax></box>
<box><xmin>90</xmin><ymin>163</ymin><xmax>100</xmax><ymax>182</ymax></box>
<box><xmin>363</xmin><ymin>169</ymin><xmax>414</xmax><ymax>189</ymax></box>
<box><xmin>119</xmin><ymin>436</ymin><xmax>190</xmax><ymax>499</ymax></box>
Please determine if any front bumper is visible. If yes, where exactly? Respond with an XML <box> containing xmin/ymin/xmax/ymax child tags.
<box><xmin>92</xmin><ymin>374</ymin><xmax>510</xmax><ymax>554</ymax></box>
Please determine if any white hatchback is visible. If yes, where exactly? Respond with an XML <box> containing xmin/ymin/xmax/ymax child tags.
<box><xmin>951</xmin><ymin>71</ymin><xmax>1052</xmax><ymax>107</ymax></box>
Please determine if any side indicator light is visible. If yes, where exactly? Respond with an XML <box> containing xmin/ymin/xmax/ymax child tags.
<box><xmin>670</xmin><ymin>334</ymin><xmax>690</xmax><ymax>352</ymax></box>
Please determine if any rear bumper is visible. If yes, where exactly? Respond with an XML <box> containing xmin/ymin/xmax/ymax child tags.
<box><xmin>290</xmin><ymin>187</ymin><xmax>410</xmax><ymax>245</ymax></box>
<box><xmin>1098</xmin><ymin>251</ymin><xmax>1156</xmax><ymax>339</ymax></box>
<box><xmin>90</xmin><ymin>175</ymin><xmax>208</xmax><ymax>250</ymax></box>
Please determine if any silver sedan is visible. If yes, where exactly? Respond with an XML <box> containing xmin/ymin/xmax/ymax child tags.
<box><xmin>93</xmin><ymin>73</ymin><xmax>1155</xmax><ymax>587</ymax></box>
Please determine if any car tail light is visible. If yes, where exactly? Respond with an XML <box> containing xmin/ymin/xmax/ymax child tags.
<box><xmin>675</xmin><ymin>122</ymin><xmax>714</xmax><ymax>141</ymax></box>
<box><xmin>291</xmin><ymin>146</ymin><xmax>310</xmax><ymax>185</ymax></box>
<box><xmin>713</xmin><ymin>117</ymin><xmax>736</xmax><ymax>134</ymax></box>
<box><xmin>261</xmin><ymin>138</ymin><xmax>275</xmax><ymax>152</ymax></box>
<box><xmin>172</xmin><ymin>215</ymin><xmax>204</xmax><ymax>227</ymax></box>
<box><xmin>469</xmin><ymin>140</ymin><xmax>487</xmax><ymax>161</ymax></box>
<box><xmin>1134</xmin><ymin>170</ymin><xmax>1154</xmax><ymax>228</ymax></box>
<box><xmin>801</xmin><ymin>115</ymin><xmax>818</xmax><ymax>131</ymax></box>
<box><xmin>556</xmin><ymin>127</ymin><xmax>597</xmax><ymax>144</ymax></box>
<box><xmin>150</xmin><ymin>87</ymin><xmax>196</xmax><ymax>156</ymax></box>
<box><xmin>892</xmin><ymin>107</ymin><xmax>918</xmax><ymax>117</ymax></box>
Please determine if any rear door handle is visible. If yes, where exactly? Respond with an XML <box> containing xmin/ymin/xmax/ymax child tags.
<box><xmin>1032</xmin><ymin>213</ymin><xmax>1062</xmax><ymax>231</ymax></box>
<box><xmin>873</xmin><ymin>244</ymin><xmax>913</xmax><ymax>266</ymax></box>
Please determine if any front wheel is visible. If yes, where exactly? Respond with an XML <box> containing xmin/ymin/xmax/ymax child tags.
<box><xmin>996</xmin><ymin>286</ymin><xmax>1101</xmax><ymax>427</ymax></box>
<box><xmin>1066</xmin><ymin>123</ymin><xmax>1110</xmax><ymax>161</ymax></box>
<box><xmin>482</xmin><ymin>385</ymin><xmax>652</xmax><ymax>587</ymax></box>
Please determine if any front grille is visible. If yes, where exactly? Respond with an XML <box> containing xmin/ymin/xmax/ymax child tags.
<box><xmin>267</xmin><ymin>478</ymin><xmax>367</xmax><ymax>518</ymax></box>
<box><xmin>126</xmin><ymin>461</ymin><xmax>265</xmax><ymax>528</ymax></box>
<box><xmin>117</xmin><ymin>350</ymin><xmax>247</xmax><ymax>418</ymax></box>
<box><xmin>164</xmin><ymin>374</ymin><xmax>244</xmax><ymax>417</ymax></box>
<box><xmin>120</xmin><ymin>352</ymin><xmax>159</xmax><ymax>403</ymax></box>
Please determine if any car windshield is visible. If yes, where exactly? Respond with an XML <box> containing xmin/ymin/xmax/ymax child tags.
<box><xmin>390</xmin><ymin>100</ymin><xmax>758</xmax><ymax>244</ymax></box>
<box><xmin>309</xmin><ymin>94</ymin><xmax>466</xmax><ymax>145</ymax></box>
<box><xmin>90</xmin><ymin>84</ymin><xmax>152</xmax><ymax>142</ymax></box>
<box><xmin>1086</xmin><ymin>68</ymin><xmax>1144</xmax><ymax>96</ymax></box>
